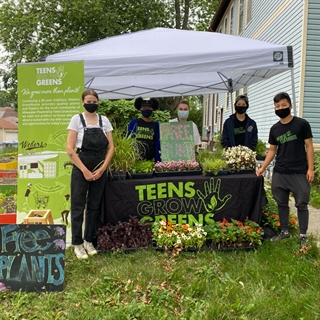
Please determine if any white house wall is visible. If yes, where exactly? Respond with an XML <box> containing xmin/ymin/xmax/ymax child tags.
<box><xmin>209</xmin><ymin>0</ymin><xmax>319</xmax><ymax>147</ymax></box>
<box><xmin>303</xmin><ymin>0</ymin><xmax>320</xmax><ymax>143</ymax></box>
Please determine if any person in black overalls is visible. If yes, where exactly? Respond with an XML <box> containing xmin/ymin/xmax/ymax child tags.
<box><xmin>66</xmin><ymin>89</ymin><xmax>114</xmax><ymax>259</ymax></box>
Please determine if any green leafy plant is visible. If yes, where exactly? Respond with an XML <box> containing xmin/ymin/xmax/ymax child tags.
<box><xmin>130</xmin><ymin>160</ymin><xmax>154</xmax><ymax>174</ymax></box>
<box><xmin>201</xmin><ymin>158</ymin><xmax>227</xmax><ymax>175</ymax></box>
<box><xmin>98</xmin><ymin>99</ymin><xmax>170</xmax><ymax>134</ymax></box>
<box><xmin>255</xmin><ymin>139</ymin><xmax>267</xmax><ymax>156</ymax></box>
<box><xmin>152</xmin><ymin>220</ymin><xmax>207</xmax><ymax>249</ymax></box>
<box><xmin>109</xmin><ymin>129</ymin><xmax>139</xmax><ymax>174</ymax></box>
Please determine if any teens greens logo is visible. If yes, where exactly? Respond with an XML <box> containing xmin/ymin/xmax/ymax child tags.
<box><xmin>136</xmin><ymin>178</ymin><xmax>232</xmax><ymax>224</ymax></box>
<box><xmin>136</xmin><ymin>127</ymin><xmax>155</xmax><ymax>140</ymax></box>
<box><xmin>276</xmin><ymin>130</ymin><xmax>297</xmax><ymax>144</ymax></box>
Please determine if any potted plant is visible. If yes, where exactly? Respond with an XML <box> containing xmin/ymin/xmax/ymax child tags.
<box><xmin>0</xmin><ymin>192</ymin><xmax>17</xmax><ymax>224</ymax></box>
<box><xmin>128</xmin><ymin>159</ymin><xmax>154</xmax><ymax>179</ymax></box>
<box><xmin>154</xmin><ymin>159</ymin><xmax>201</xmax><ymax>177</ymax></box>
<box><xmin>203</xmin><ymin>217</ymin><xmax>264</xmax><ymax>250</ymax></box>
<box><xmin>255</xmin><ymin>139</ymin><xmax>267</xmax><ymax>161</ymax></box>
<box><xmin>223</xmin><ymin>145</ymin><xmax>256</xmax><ymax>173</ymax></box>
<box><xmin>152</xmin><ymin>219</ymin><xmax>207</xmax><ymax>251</ymax></box>
<box><xmin>202</xmin><ymin>158</ymin><xmax>228</xmax><ymax>176</ymax></box>
<box><xmin>109</xmin><ymin>130</ymin><xmax>139</xmax><ymax>180</ymax></box>
<box><xmin>96</xmin><ymin>216</ymin><xmax>152</xmax><ymax>253</ymax></box>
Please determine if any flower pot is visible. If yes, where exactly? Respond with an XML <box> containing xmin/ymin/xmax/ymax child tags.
<box><xmin>256</xmin><ymin>155</ymin><xmax>266</xmax><ymax>161</ymax></box>
<box><xmin>239</xmin><ymin>169</ymin><xmax>255</xmax><ymax>174</ymax></box>
<box><xmin>205</xmin><ymin>170</ymin><xmax>229</xmax><ymax>176</ymax></box>
<box><xmin>154</xmin><ymin>169</ymin><xmax>202</xmax><ymax>177</ymax></box>
<box><xmin>0</xmin><ymin>213</ymin><xmax>17</xmax><ymax>224</ymax></box>
<box><xmin>108</xmin><ymin>170</ymin><xmax>127</xmax><ymax>180</ymax></box>
<box><xmin>129</xmin><ymin>172</ymin><xmax>153</xmax><ymax>179</ymax></box>
<box><xmin>217</xmin><ymin>243</ymin><xmax>259</xmax><ymax>251</ymax></box>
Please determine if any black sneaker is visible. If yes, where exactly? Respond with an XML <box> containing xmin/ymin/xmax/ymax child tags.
<box><xmin>271</xmin><ymin>230</ymin><xmax>291</xmax><ymax>241</ymax></box>
<box><xmin>298</xmin><ymin>235</ymin><xmax>308</xmax><ymax>245</ymax></box>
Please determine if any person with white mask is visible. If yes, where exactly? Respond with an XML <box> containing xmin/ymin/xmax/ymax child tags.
<box><xmin>169</xmin><ymin>99</ymin><xmax>201</xmax><ymax>152</ymax></box>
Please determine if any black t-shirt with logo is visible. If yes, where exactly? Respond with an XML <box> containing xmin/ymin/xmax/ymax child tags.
<box><xmin>269</xmin><ymin>117</ymin><xmax>313</xmax><ymax>174</ymax></box>
<box><xmin>136</xmin><ymin>118</ymin><xmax>156</xmax><ymax>160</ymax></box>
<box><xmin>234</xmin><ymin>116</ymin><xmax>247</xmax><ymax>146</ymax></box>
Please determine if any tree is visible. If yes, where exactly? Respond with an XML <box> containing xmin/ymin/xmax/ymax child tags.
<box><xmin>0</xmin><ymin>0</ymin><xmax>219</xmax><ymax>105</ymax></box>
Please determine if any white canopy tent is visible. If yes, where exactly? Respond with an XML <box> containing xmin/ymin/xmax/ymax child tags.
<box><xmin>45</xmin><ymin>28</ymin><xmax>293</xmax><ymax>104</ymax></box>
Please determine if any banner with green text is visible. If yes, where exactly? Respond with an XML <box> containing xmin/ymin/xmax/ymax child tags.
<box><xmin>17</xmin><ymin>61</ymin><xmax>84</xmax><ymax>225</ymax></box>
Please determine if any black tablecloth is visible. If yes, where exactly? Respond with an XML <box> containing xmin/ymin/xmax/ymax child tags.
<box><xmin>98</xmin><ymin>173</ymin><xmax>267</xmax><ymax>227</ymax></box>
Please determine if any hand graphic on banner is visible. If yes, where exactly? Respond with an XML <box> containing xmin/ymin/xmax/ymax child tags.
<box><xmin>197</xmin><ymin>178</ymin><xmax>232</xmax><ymax>212</ymax></box>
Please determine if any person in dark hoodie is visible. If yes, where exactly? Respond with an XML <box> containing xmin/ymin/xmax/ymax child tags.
<box><xmin>221</xmin><ymin>94</ymin><xmax>258</xmax><ymax>151</ymax></box>
<box><xmin>127</xmin><ymin>97</ymin><xmax>161</xmax><ymax>162</ymax></box>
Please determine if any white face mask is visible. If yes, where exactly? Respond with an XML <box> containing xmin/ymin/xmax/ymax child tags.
<box><xmin>178</xmin><ymin>110</ymin><xmax>189</xmax><ymax>119</ymax></box>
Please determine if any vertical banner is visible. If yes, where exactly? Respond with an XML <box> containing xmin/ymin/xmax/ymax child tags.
<box><xmin>17</xmin><ymin>62</ymin><xmax>84</xmax><ymax>226</ymax></box>
<box><xmin>160</xmin><ymin>121</ymin><xmax>195</xmax><ymax>161</ymax></box>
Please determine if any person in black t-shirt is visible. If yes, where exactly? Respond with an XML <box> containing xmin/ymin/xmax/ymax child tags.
<box><xmin>221</xmin><ymin>95</ymin><xmax>258</xmax><ymax>151</ymax></box>
<box><xmin>256</xmin><ymin>92</ymin><xmax>314</xmax><ymax>245</ymax></box>
<box><xmin>127</xmin><ymin>97</ymin><xmax>161</xmax><ymax>162</ymax></box>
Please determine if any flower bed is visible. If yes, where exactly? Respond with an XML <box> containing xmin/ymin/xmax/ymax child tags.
<box><xmin>203</xmin><ymin>217</ymin><xmax>264</xmax><ymax>249</ymax></box>
<box><xmin>152</xmin><ymin>220</ymin><xmax>207</xmax><ymax>249</ymax></box>
<box><xmin>154</xmin><ymin>160</ymin><xmax>201</xmax><ymax>177</ymax></box>
<box><xmin>96</xmin><ymin>216</ymin><xmax>152</xmax><ymax>253</ymax></box>
<box><xmin>154</xmin><ymin>159</ymin><xmax>200</xmax><ymax>172</ymax></box>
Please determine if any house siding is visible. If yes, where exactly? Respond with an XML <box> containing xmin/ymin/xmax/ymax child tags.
<box><xmin>207</xmin><ymin>0</ymin><xmax>319</xmax><ymax>147</ymax></box>
<box><xmin>302</xmin><ymin>0</ymin><xmax>320</xmax><ymax>141</ymax></box>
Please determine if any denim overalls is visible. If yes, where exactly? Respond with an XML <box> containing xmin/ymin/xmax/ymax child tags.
<box><xmin>71</xmin><ymin>114</ymin><xmax>109</xmax><ymax>245</ymax></box>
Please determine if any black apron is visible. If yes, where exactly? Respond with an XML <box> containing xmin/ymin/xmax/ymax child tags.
<box><xmin>77</xmin><ymin>113</ymin><xmax>109</xmax><ymax>170</ymax></box>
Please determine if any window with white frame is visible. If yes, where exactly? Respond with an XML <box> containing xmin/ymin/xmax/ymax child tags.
<box><xmin>204</xmin><ymin>96</ymin><xmax>209</xmax><ymax>128</ymax></box>
<box><xmin>225</xmin><ymin>93</ymin><xmax>229</xmax><ymax>112</ymax></box>
<box><xmin>233</xmin><ymin>90</ymin><xmax>240</xmax><ymax>112</ymax></box>
<box><xmin>218</xmin><ymin>107</ymin><xmax>224</xmax><ymax>132</ymax></box>
<box><xmin>213</xmin><ymin>95</ymin><xmax>219</xmax><ymax>125</ymax></box>
<box><xmin>224</xmin><ymin>17</ymin><xmax>228</xmax><ymax>34</ymax></box>
<box><xmin>230</xmin><ymin>6</ymin><xmax>234</xmax><ymax>34</ymax></box>
<box><xmin>242</xmin><ymin>86</ymin><xmax>248</xmax><ymax>96</ymax></box>
<box><xmin>246</xmin><ymin>0</ymin><xmax>252</xmax><ymax>25</ymax></box>
<box><xmin>238</xmin><ymin>0</ymin><xmax>245</xmax><ymax>35</ymax></box>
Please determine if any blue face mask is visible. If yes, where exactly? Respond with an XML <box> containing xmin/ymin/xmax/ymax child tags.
<box><xmin>141</xmin><ymin>110</ymin><xmax>153</xmax><ymax>118</ymax></box>
<box><xmin>178</xmin><ymin>110</ymin><xmax>189</xmax><ymax>119</ymax></box>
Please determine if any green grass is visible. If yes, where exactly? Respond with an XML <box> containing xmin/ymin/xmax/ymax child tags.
<box><xmin>310</xmin><ymin>185</ymin><xmax>320</xmax><ymax>209</ymax></box>
<box><xmin>1</xmin><ymin>239</ymin><xmax>320</xmax><ymax>320</ymax></box>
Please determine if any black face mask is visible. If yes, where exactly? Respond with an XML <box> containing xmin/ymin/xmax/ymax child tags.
<box><xmin>84</xmin><ymin>103</ymin><xmax>99</xmax><ymax>113</ymax></box>
<box><xmin>275</xmin><ymin>107</ymin><xmax>290</xmax><ymax>119</ymax></box>
<box><xmin>141</xmin><ymin>110</ymin><xmax>153</xmax><ymax>118</ymax></box>
<box><xmin>235</xmin><ymin>106</ymin><xmax>248</xmax><ymax>114</ymax></box>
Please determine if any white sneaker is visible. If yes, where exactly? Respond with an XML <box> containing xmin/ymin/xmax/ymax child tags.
<box><xmin>84</xmin><ymin>240</ymin><xmax>98</xmax><ymax>256</ymax></box>
<box><xmin>74</xmin><ymin>244</ymin><xmax>88</xmax><ymax>259</ymax></box>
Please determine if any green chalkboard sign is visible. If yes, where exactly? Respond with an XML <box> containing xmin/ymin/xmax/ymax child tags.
<box><xmin>0</xmin><ymin>224</ymin><xmax>66</xmax><ymax>292</ymax></box>
<box><xmin>160</xmin><ymin>121</ymin><xmax>195</xmax><ymax>161</ymax></box>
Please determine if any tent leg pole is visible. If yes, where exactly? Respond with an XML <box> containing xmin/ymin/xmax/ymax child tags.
<box><xmin>290</xmin><ymin>68</ymin><xmax>297</xmax><ymax>116</ymax></box>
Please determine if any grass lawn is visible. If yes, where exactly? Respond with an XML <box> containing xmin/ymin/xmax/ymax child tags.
<box><xmin>1</xmin><ymin>237</ymin><xmax>320</xmax><ymax>320</ymax></box>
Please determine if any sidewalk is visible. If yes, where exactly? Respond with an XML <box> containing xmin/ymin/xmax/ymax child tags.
<box><xmin>289</xmin><ymin>197</ymin><xmax>320</xmax><ymax>245</ymax></box>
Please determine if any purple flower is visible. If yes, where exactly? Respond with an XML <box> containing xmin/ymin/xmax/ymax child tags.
<box><xmin>55</xmin><ymin>226</ymin><xmax>65</xmax><ymax>236</ymax></box>
<box><xmin>0</xmin><ymin>282</ymin><xmax>6</xmax><ymax>291</ymax></box>
<box><xmin>53</xmin><ymin>239</ymin><xmax>66</xmax><ymax>250</ymax></box>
